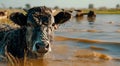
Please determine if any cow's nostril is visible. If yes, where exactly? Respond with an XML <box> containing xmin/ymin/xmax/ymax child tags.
<box><xmin>35</xmin><ymin>42</ymin><xmax>49</xmax><ymax>53</ymax></box>
<box><xmin>35</xmin><ymin>43</ymin><xmax>40</xmax><ymax>49</ymax></box>
<box><xmin>35</xmin><ymin>43</ymin><xmax>49</xmax><ymax>49</ymax></box>
<box><xmin>46</xmin><ymin>44</ymin><xmax>49</xmax><ymax>48</ymax></box>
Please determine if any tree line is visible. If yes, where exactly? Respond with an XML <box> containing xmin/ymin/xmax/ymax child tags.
<box><xmin>0</xmin><ymin>3</ymin><xmax>120</xmax><ymax>10</ymax></box>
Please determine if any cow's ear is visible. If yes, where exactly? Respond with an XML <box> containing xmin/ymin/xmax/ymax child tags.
<box><xmin>54</xmin><ymin>12</ymin><xmax>71</xmax><ymax>24</ymax></box>
<box><xmin>10</xmin><ymin>12</ymin><xmax>27</xmax><ymax>26</ymax></box>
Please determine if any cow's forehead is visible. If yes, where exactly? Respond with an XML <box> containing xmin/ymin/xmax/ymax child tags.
<box><xmin>27</xmin><ymin>6</ymin><xmax>54</xmax><ymax>26</ymax></box>
<box><xmin>28</xmin><ymin>6</ymin><xmax>52</xmax><ymax>15</ymax></box>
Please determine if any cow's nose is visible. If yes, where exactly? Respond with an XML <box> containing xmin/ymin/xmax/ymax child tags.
<box><xmin>35</xmin><ymin>43</ymin><xmax>49</xmax><ymax>53</ymax></box>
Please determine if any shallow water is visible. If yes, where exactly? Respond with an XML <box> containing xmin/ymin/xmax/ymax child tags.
<box><xmin>56</xmin><ymin>14</ymin><xmax>120</xmax><ymax>49</ymax></box>
<box><xmin>54</xmin><ymin>14</ymin><xmax>120</xmax><ymax>66</ymax></box>
<box><xmin>1</xmin><ymin>14</ymin><xmax>120</xmax><ymax>66</ymax></box>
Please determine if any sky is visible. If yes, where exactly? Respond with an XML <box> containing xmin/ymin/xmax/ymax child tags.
<box><xmin>0</xmin><ymin>0</ymin><xmax>120</xmax><ymax>8</ymax></box>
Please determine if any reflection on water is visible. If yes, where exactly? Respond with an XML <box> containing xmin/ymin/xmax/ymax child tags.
<box><xmin>87</xmin><ymin>17</ymin><xmax>96</xmax><ymax>22</ymax></box>
<box><xmin>75</xmin><ymin>16</ymin><xmax>84</xmax><ymax>22</ymax></box>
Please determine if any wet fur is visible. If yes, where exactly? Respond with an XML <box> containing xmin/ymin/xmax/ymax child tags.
<box><xmin>0</xmin><ymin>6</ymin><xmax>71</xmax><ymax>59</ymax></box>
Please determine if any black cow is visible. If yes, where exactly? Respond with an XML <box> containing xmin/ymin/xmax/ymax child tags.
<box><xmin>87</xmin><ymin>10</ymin><xmax>96</xmax><ymax>22</ymax></box>
<box><xmin>0</xmin><ymin>6</ymin><xmax>71</xmax><ymax>59</ymax></box>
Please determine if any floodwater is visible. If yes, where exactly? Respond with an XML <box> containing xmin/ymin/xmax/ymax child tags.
<box><xmin>1</xmin><ymin>14</ymin><xmax>120</xmax><ymax>66</ymax></box>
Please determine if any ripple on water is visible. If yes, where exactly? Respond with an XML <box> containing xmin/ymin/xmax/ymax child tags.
<box><xmin>74</xmin><ymin>49</ymin><xmax>112</xmax><ymax>60</ymax></box>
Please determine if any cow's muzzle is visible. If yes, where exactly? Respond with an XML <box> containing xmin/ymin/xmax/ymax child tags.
<box><xmin>33</xmin><ymin>41</ymin><xmax>51</xmax><ymax>54</ymax></box>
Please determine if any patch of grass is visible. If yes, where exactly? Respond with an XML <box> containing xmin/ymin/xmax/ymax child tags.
<box><xmin>82</xmin><ymin>9</ymin><xmax>120</xmax><ymax>14</ymax></box>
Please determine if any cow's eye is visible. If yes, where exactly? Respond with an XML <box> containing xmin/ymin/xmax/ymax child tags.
<box><xmin>41</xmin><ymin>16</ymin><xmax>49</xmax><ymax>25</ymax></box>
<box><xmin>27</xmin><ymin>23</ymin><xmax>33</xmax><ymax>27</ymax></box>
<box><xmin>33</xmin><ymin>27</ymin><xmax>40</xmax><ymax>32</ymax></box>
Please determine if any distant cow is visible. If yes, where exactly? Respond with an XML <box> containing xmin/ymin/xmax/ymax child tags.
<box><xmin>87</xmin><ymin>10</ymin><xmax>96</xmax><ymax>22</ymax></box>
<box><xmin>0</xmin><ymin>11</ymin><xmax>8</xmax><ymax>19</ymax></box>
<box><xmin>0</xmin><ymin>12</ymin><xmax>5</xmax><ymax>16</ymax></box>
<box><xmin>87</xmin><ymin>10</ymin><xmax>96</xmax><ymax>18</ymax></box>
<box><xmin>0</xmin><ymin>6</ymin><xmax>71</xmax><ymax>59</ymax></box>
<box><xmin>75</xmin><ymin>10</ymin><xmax>84</xmax><ymax>17</ymax></box>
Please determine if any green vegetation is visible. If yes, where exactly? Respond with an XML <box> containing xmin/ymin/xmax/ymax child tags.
<box><xmin>82</xmin><ymin>9</ymin><xmax>120</xmax><ymax>14</ymax></box>
<box><xmin>95</xmin><ymin>10</ymin><xmax>120</xmax><ymax>14</ymax></box>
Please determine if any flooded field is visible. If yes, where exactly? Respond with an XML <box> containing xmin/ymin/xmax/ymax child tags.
<box><xmin>1</xmin><ymin>14</ymin><xmax>120</xmax><ymax>66</ymax></box>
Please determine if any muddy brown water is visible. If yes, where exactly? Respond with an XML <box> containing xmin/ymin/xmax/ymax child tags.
<box><xmin>0</xmin><ymin>36</ymin><xmax>119</xmax><ymax>66</ymax></box>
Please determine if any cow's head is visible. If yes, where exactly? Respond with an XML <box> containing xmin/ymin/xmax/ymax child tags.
<box><xmin>10</xmin><ymin>6</ymin><xmax>71</xmax><ymax>57</ymax></box>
